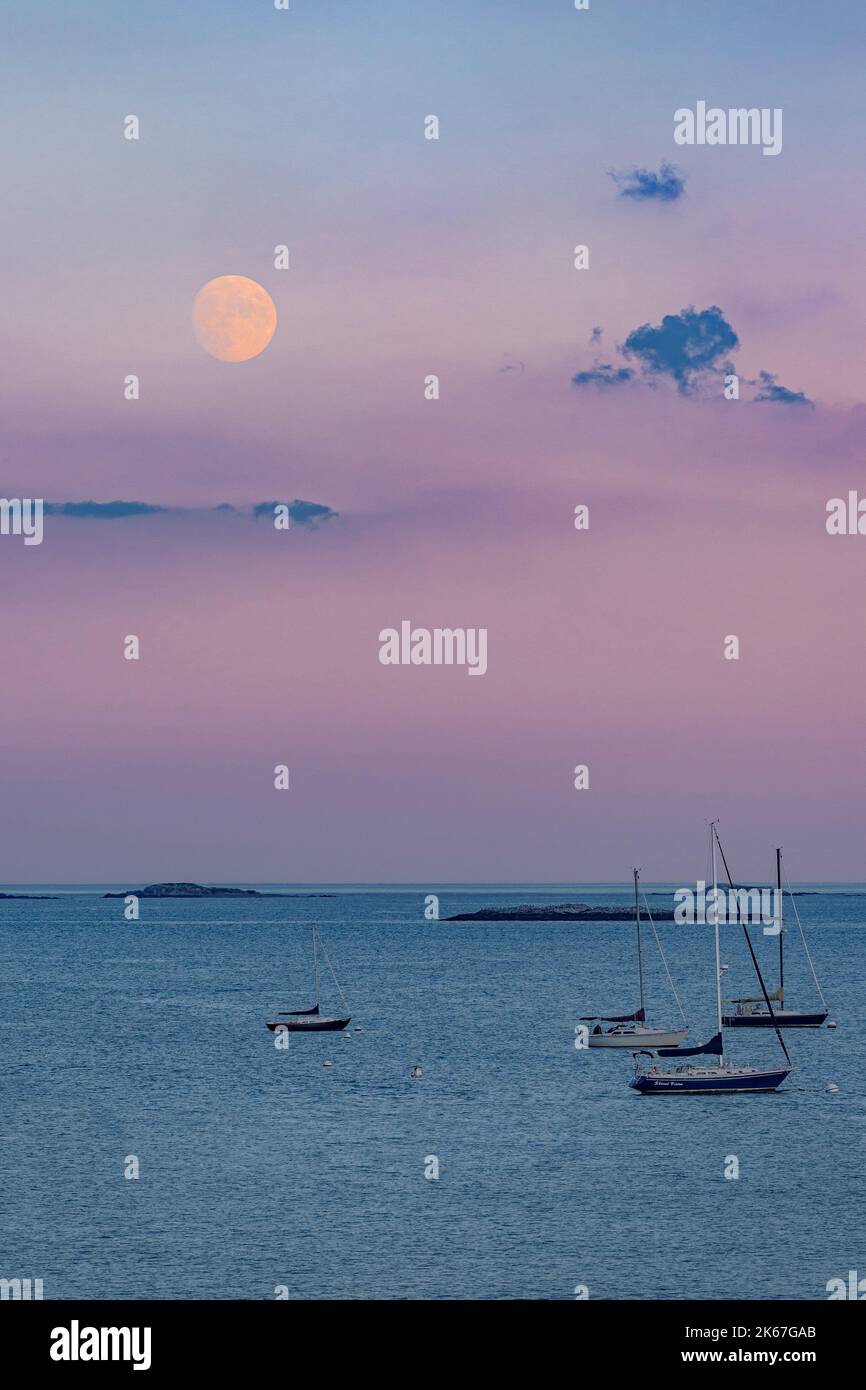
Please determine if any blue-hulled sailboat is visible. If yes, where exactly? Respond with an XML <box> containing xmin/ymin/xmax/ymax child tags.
<box><xmin>266</xmin><ymin>924</ymin><xmax>351</xmax><ymax>1033</ymax></box>
<box><xmin>630</xmin><ymin>824</ymin><xmax>793</xmax><ymax>1095</ymax></box>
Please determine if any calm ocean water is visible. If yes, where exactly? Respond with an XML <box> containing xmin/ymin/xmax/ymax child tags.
<box><xmin>1</xmin><ymin>884</ymin><xmax>863</xmax><ymax>1301</ymax></box>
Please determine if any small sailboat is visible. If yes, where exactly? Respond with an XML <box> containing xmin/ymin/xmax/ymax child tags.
<box><xmin>581</xmin><ymin>869</ymin><xmax>688</xmax><ymax>1049</ymax></box>
<box><xmin>266</xmin><ymin>924</ymin><xmax>351</xmax><ymax>1033</ymax></box>
<box><xmin>722</xmin><ymin>848</ymin><xmax>828</xmax><ymax>1028</ymax></box>
<box><xmin>631</xmin><ymin>824</ymin><xmax>793</xmax><ymax>1094</ymax></box>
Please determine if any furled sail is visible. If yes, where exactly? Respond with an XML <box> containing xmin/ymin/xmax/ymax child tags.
<box><xmin>725</xmin><ymin>986</ymin><xmax>783</xmax><ymax>1005</ymax></box>
<box><xmin>579</xmin><ymin>1008</ymin><xmax>646</xmax><ymax>1023</ymax></box>
<box><xmin>655</xmin><ymin>1032</ymin><xmax>723</xmax><ymax>1058</ymax></box>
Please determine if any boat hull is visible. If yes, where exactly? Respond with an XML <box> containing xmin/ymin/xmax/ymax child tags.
<box><xmin>266</xmin><ymin>1016</ymin><xmax>351</xmax><ymax>1033</ymax></box>
<box><xmin>630</xmin><ymin>1066</ymin><xmax>791</xmax><ymax>1095</ymax></box>
<box><xmin>589</xmin><ymin>1028</ymin><xmax>687</xmax><ymax>1049</ymax></box>
<box><xmin>722</xmin><ymin>1010</ymin><xmax>828</xmax><ymax>1028</ymax></box>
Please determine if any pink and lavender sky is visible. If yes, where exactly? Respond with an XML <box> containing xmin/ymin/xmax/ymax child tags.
<box><xmin>2</xmin><ymin>0</ymin><xmax>865</xmax><ymax>881</ymax></box>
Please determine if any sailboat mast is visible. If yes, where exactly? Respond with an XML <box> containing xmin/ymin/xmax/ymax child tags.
<box><xmin>711</xmin><ymin>824</ymin><xmax>723</xmax><ymax>1050</ymax></box>
<box><xmin>311</xmin><ymin>924</ymin><xmax>320</xmax><ymax>1009</ymax></box>
<box><xmin>776</xmin><ymin>847</ymin><xmax>784</xmax><ymax>1001</ymax></box>
<box><xmin>634</xmin><ymin>868</ymin><xmax>645</xmax><ymax>1018</ymax></box>
<box><xmin>715</xmin><ymin>825</ymin><xmax>793</xmax><ymax>1069</ymax></box>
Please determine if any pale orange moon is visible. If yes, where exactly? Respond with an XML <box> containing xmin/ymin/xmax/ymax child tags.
<box><xmin>192</xmin><ymin>275</ymin><xmax>277</xmax><ymax>362</ymax></box>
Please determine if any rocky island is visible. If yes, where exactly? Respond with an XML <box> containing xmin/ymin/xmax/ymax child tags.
<box><xmin>105</xmin><ymin>882</ymin><xmax>271</xmax><ymax>899</ymax></box>
<box><xmin>103</xmin><ymin>883</ymin><xmax>337</xmax><ymax>899</ymax></box>
<box><xmin>0</xmin><ymin>892</ymin><xmax>59</xmax><ymax>899</ymax></box>
<box><xmin>446</xmin><ymin>902</ymin><xmax>677</xmax><ymax>922</ymax></box>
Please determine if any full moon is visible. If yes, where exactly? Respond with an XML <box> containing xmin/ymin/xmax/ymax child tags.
<box><xmin>192</xmin><ymin>275</ymin><xmax>277</xmax><ymax>362</ymax></box>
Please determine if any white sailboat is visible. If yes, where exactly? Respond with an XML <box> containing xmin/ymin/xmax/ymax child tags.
<box><xmin>582</xmin><ymin>868</ymin><xmax>688</xmax><ymax>1049</ymax></box>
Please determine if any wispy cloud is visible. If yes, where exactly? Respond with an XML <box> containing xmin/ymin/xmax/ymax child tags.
<box><xmin>43</xmin><ymin>500</ymin><xmax>168</xmax><ymax>518</ymax></box>
<box><xmin>608</xmin><ymin>161</ymin><xmax>686</xmax><ymax>202</ymax></box>
<box><xmin>571</xmin><ymin>363</ymin><xmax>635</xmax><ymax>389</ymax></box>
<box><xmin>38</xmin><ymin>499</ymin><xmax>339</xmax><ymax>526</ymax></box>
<box><xmin>754</xmin><ymin>370</ymin><xmax>814</xmax><ymax>408</ymax></box>
<box><xmin>253</xmin><ymin>499</ymin><xmax>338</xmax><ymax>527</ymax></box>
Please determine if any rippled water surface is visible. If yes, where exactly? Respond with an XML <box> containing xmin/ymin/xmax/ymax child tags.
<box><xmin>1</xmin><ymin>885</ymin><xmax>863</xmax><ymax>1299</ymax></box>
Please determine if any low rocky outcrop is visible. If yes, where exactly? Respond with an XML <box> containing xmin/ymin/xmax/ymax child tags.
<box><xmin>446</xmin><ymin>902</ymin><xmax>677</xmax><ymax>922</ymax></box>
<box><xmin>104</xmin><ymin>882</ymin><xmax>266</xmax><ymax>899</ymax></box>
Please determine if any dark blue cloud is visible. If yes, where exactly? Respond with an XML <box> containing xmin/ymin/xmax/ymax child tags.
<box><xmin>40</xmin><ymin>499</ymin><xmax>340</xmax><ymax>525</ymax></box>
<box><xmin>572</xmin><ymin>305</ymin><xmax>817</xmax><ymax>406</ymax></box>
<box><xmin>754</xmin><ymin>370</ymin><xmax>814</xmax><ymax>408</ymax></box>
<box><xmin>609</xmin><ymin>161</ymin><xmax>686</xmax><ymax>202</ymax></box>
<box><xmin>43</xmin><ymin>500</ymin><xmax>168</xmax><ymax>518</ymax></box>
<box><xmin>571</xmin><ymin>362</ymin><xmax>634</xmax><ymax>389</ymax></box>
<box><xmin>621</xmin><ymin>305</ymin><xmax>739</xmax><ymax>392</ymax></box>
<box><xmin>253</xmin><ymin>499</ymin><xmax>338</xmax><ymax>527</ymax></box>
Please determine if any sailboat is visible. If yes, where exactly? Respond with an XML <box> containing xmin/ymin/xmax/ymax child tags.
<box><xmin>722</xmin><ymin>848</ymin><xmax>829</xmax><ymax>1028</ymax></box>
<box><xmin>630</xmin><ymin>824</ymin><xmax>793</xmax><ymax>1094</ymax></box>
<box><xmin>581</xmin><ymin>868</ymin><xmax>688</xmax><ymax>1049</ymax></box>
<box><xmin>266</xmin><ymin>924</ymin><xmax>351</xmax><ymax>1033</ymax></box>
